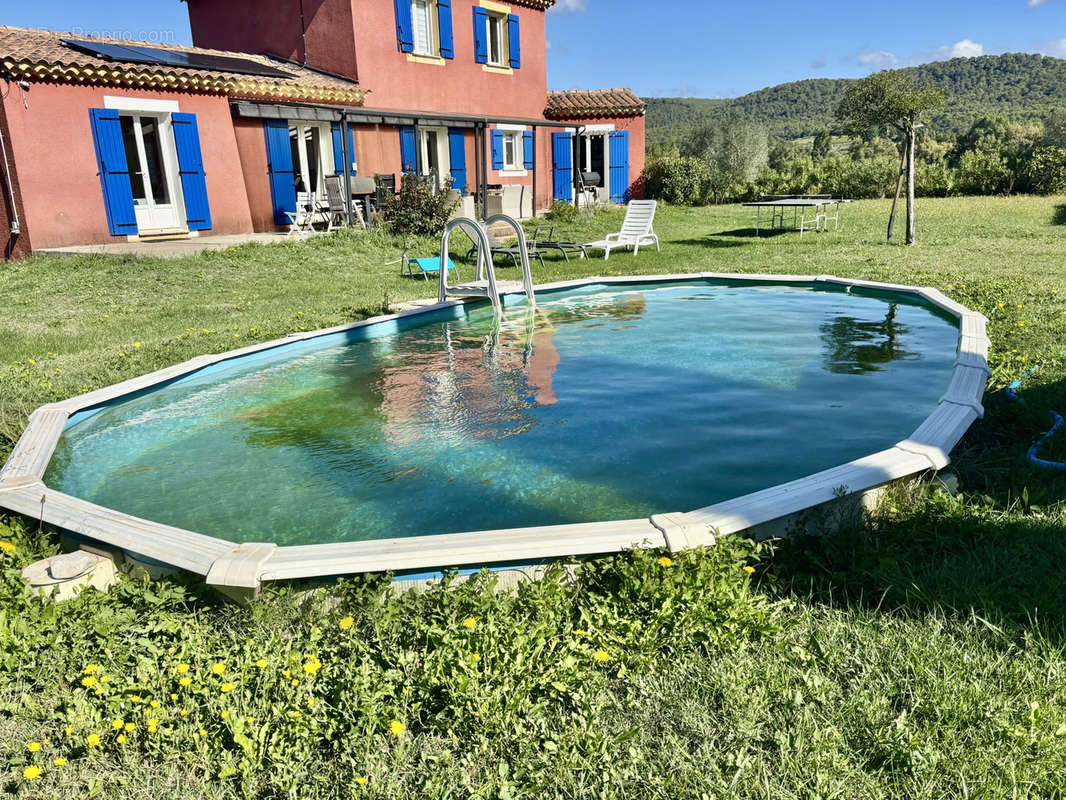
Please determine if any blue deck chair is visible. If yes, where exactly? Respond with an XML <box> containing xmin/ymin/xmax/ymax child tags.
<box><xmin>399</xmin><ymin>247</ymin><xmax>459</xmax><ymax>281</ymax></box>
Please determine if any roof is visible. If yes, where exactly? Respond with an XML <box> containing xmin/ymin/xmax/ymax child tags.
<box><xmin>545</xmin><ymin>88</ymin><xmax>647</xmax><ymax>120</ymax></box>
<box><xmin>0</xmin><ymin>26</ymin><xmax>367</xmax><ymax>105</ymax></box>
<box><xmin>512</xmin><ymin>0</ymin><xmax>558</xmax><ymax>8</ymax></box>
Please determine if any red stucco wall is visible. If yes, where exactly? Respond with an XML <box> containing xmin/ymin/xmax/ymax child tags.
<box><xmin>351</xmin><ymin>0</ymin><xmax>548</xmax><ymax>117</ymax></box>
<box><xmin>233</xmin><ymin>118</ymin><xmax>278</xmax><ymax>232</ymax></box>
<box><xmin>1</xmin><ymin>84</ymin><xmax>253</xmax><ymax>250</ymax></box>
<box><xmin>186</xmin><ymin>0</ymin><xmax>358</xmax><ymax>80</ymax></box>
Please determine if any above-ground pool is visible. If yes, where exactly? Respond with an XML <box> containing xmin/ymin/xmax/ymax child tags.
<box><xmin>0</xmin><ymin>274</ymin><xmax>990</xmax><ymax>594</ymax></box>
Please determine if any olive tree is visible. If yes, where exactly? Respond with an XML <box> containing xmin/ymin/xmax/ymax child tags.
<box><xmin>837</xmin><ymin>70</ymin><xmax>944</xmax><ymax>245</ymax></box>
<box><xmin>684</xmin><ymin>121</ymin><xmax>768</xmax><ymax>203</ymax></box>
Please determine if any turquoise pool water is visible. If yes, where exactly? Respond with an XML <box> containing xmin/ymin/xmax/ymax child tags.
<box><xmin>45</xmin><ymin>281</ymin><xmax>960</xmax><ymax>546</ymax></box>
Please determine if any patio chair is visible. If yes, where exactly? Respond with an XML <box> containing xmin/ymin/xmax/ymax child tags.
<box><xmin>584</xmin><ymin>200</ymin><xmax>660</xmax><ymax>260</ymax></box>
<box><xmin>322</xmin><ymin>176</ymin><xmax>367</xmax><ymax>231</ymax></box>
<box><xmin>399</xmin><ymin>244</ymin><xmax>458</xmax><ymax>281</ymax></box>
<box><xmin>462</xmin><ymin>220</ymin><xmax>545</xmax><ymax>269</ymax></box>
<box><xmin>530</xmin><ymin>225</ymin><xmax>587</xmax><ymax>262</ymax></box>
<box><xmin>283</xmin><ymin>192</ymin><xmax>319</xmax><ymax>236</ymax></box>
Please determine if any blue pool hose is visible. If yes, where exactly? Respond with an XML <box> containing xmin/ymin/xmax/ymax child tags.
<box><xmin>1005</xmin><ymin>363</ymin><xmax>1066</xmax><ymax>471</ymax></box>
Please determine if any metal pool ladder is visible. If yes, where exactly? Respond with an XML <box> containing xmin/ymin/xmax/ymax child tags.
<box><xmin>438</xmin><ymin>214</ymin><xmax>536</xmax><ymax>317</ymax></box>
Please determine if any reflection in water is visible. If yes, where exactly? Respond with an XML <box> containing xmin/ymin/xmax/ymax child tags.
<box><xmin>820</xmin><ymin>304</ymin><xmax>913</xmax><ymax>374</ymax></box>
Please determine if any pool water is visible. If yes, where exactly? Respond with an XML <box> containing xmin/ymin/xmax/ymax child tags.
<box><xmin>45</xmin><ymin>281</ymin><xmax>960</xmax><ymax>546</ymax></box>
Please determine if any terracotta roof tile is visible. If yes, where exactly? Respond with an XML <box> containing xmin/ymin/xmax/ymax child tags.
<box><xmin>0</xmin><ymin>26</ymin><xmax>367</xmax><ymax>105</ymax></box>
<box><xmin>545</xmin><ymin>88</ymin><xmax>646</xmax><ymax>120</ymax></box>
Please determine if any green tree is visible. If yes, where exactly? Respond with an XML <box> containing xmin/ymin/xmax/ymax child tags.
<box><xmin>811</xmin><ymin>129</ymin><xmax>832</xmax><ymax>162</ymax></box>
<box><xmin>837</xmin><ymin>70</ymin><xmax>945</xmax><ymax>245</ymax></box>
<box><xmin>684</xmin><ymin>121</ymin><xmax>768</xmax><ymax>203</ymax></box>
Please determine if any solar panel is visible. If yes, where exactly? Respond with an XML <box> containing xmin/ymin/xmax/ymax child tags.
<box><xmin>62</xmin><ymin>39</ymin><xmax>295</xmax><ymax>80</ymax></box>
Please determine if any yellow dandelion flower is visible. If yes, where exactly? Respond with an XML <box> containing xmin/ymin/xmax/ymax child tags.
<box><xmin>658</xmin><ymin>556</ymin><xmax>673</xmax><ymax>567</ymax></box>
<box><xmin>170</xmin><ymin>693</ymin><xmax>178</xmax><ymax>701</ymax></box>
<box><xmin>389</xmin><ymin>720</ymin><xmax>405</xmax><ymax>736</ymax></box>
<box><xmin>111</xmin><ymin>719</ymin><xmax>124</xmax><ymax>730</ymax></box>
<box><xmin>593</xmin><ymin>650</ymin><xmax>610</xmax><ymax>663</ymax></box>
<box><xmin>23</xmin><ymin>765</ymin><xmax>42</xmax><ymax>781</ymax></box>
<box><xmin>53</xmin><ymin>758</ymin><xmax>67</xmax><ymax>767</ymax></box>
<box><xmin>0</xmin><ymin>541</ymin><xmax>15</xmax><ymax>553</ymax></box>
<box><xmin>339</xmin><ymin>616</ymin><xmax>354</xmax><ymax>631</ymax></box>
<box><xmin>83</xmin><ymin>664</ymin><xmax>99</xmax><ymax>675</ymax></box>
<box><xmin>64</xmin><ymin>727</ymin><xmax>72</xmax><ymax>737</ymax></box>
<box><xmin>355</xmin><ymin>776</ymin><xmax>369</xmax><ymax>785</ymax></box>
<box><xmin>573</xmin><ymin>629</ymin><xmax>587</xmax><ymax>637</ymax></box>
<box><xmin>131</xmin><ymin>696</ymin><xmax>142</xmax><ymax>704</ymax></box>
<box><xmin>743</xmin><ymin>566</ymin><xmax>756</xmax><ymax>575</ymax></box>
<box><xmin>220</xmin><ymin>682</ymin><xmax>235</xmax><ymax>693</ymax></box>
<box><xmin>81</xmin><ymin>676</ymin><xmax>97</xmax><ymax>688</ymax></box>
<box><xmin>176</xmin><ymin>664</ymin><xmax>190</xmax><ymax>674</ymax></box>
<box><xmin>117</xmin><ymin>734</ymin><xmax>127</xmax><ymax>744</ymax></box>
<box><xmin>179</xmin><ymin>677</ymin><xmax>192</xmax><ymax>687</ymax></box>
<box><xmin>180</xmin><ymin>709</ymin><xmax>189</xmax><ymax>717</ymax></box>
<box><xmin>221</xmin><ymin>711</ymin><xmax>229</xmax><ymax>720</ymax></box>
<box><xmin>124</xmin><ymin>722</ymin><xmax>136</xmax><ymax>733</ymax></box>
<box><xmin>283</xmin><ymin>669</ymin><xmax>291</xmax><ymax>679</ymax></box>
<box><xmin>147</xmin><ymin>720</ymin><xmax>158</xmax><ymax>733</ymax></box>
<box><xmin>462</xmin><ymin>617</ymin><xmax>478</xmax><ymax>629</ymax></box>
<box><xmin>211</xmin><ymin>663</ymin><xmax>226</xmax><ymax>675</ymax></box>
<box><xmin>86</xmin><ymin>733</ymin><xmax>101</xmax><ymax>748</ymax></box>
<box><xmin>199</xmin><ymin>729</ymin><xmax>207</xmax><ymax>737</ymax></box>
<box><xmin>255</xmin><ymin>658</ymin><xmax>268</xmax><ymax>669</ymax></box>
<box><xmin>149</xmin><ymin>699</ymin><xmax>160</xmax><ymax>709</ymax></box>
<box><xmin>291</xmin><ymin>678</ymin><xmax>299</xmax><ymax>687</ymax></box>
<box><xmin>303</xmin><ymin>657</ymin><xmax>321</xmax><ymax>675</ymax></box>
<box><xmin>99</xmin><ymin>675</ymin><xmax>110</xmax><ymax>684</ymax></box>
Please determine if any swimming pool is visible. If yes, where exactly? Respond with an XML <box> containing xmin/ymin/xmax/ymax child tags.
<box><xmin>0</xmin><ymin>274</ymin><xmax>990</xmax><ymax>594</ymax></box>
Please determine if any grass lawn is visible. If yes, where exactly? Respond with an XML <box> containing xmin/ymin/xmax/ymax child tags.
<box><xmin>1</xmin><ymin>196</ymin><xmax>1065</xmax><ymax>798</ymax></box>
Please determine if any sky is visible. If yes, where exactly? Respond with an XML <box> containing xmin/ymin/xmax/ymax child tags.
<box><xmin>6</xmin><ymin>0</ymin><xmax>1066</xmax><ymax>98</ymax></box>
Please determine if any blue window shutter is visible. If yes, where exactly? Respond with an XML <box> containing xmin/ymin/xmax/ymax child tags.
<box><xmin>472</xmin><ymin>7</ymin><xmax>488</xmax><ymax>64</ymax></box>
<box><xmin>522</xmin><ymin>131</ymin><xmax>533</xmax><ymax>169</ymax></box>
<box><xmin>264</xmin><ymin>119</ymin><xmax>297</xmax><ymax>226</ymax></box>
<box><xmin>88</xmin><ymin>108</ymin><xmax>137</xmax><ymax>236</ymax></box>
<box><xmin>507</xmin><ymin>14</ymin><xmax>521</xmax><ymax>69</ymax></box>
<box><xmin>393</xmin><ymin>0</ymin><xmax>414</xmax><ymax>52</ymax></box>
<box><xmin>331</xmin><ymin>123</ymin><xmax>344</xmax><ymax>175</ymax></box>
<box><xmin>437</xmin><ymin>0</ymin><xmax>454</xmax><ymax>59</ymax></box>
<box><xmin>490</xmin><ymin>129</ymin><xmax>504</xmax><ymax>170</ymax></box>
<box><xmin>400</xmin><ymin>126</ymin><xmax>417</xmax><ymax>173</ymax></box>
<box><xmin>171</xmin><ymin>112</ymin><xmax>212</xmax><ymax>231</ymax></box>
<box><xmin>448</xmin><ymin>128</ymin><xmax>467</xmax><ymax>195</ymax></box>
<box><xmin>552</xmin><ymin>132</ymin><xmax>573</xmax><ymax>201</ymax></box>
<box><xmin>609</xmin><ymin>130</ymin><xmax>630</xmax><ymax>203</ymax></box>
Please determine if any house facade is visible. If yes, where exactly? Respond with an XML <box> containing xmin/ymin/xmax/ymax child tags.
<box><xmin>0</xmin><ymin>1</ymin><xmax>645</xmax><ymax>259</ymax></box>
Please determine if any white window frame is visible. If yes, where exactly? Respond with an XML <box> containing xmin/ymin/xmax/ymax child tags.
<box><xmin>410</xmin><ymin>0</ymin><xmax>439</xmax><ymax>57</ymax></box>
<box><xmin>419</xmin><ymin>126</ymin><xmax>451</xmax><ymax>189</ymax></box>
<box><xmin>485</xmin><ymin>11</ymin><xmax>507</xmax><ymax>67</ymax></box>
<box><xmin>495</xmin><ymin>124</ymin><xmax>527</xmax><ymax>177</ymax></box>
<box><xmin>288</xmin><ymin>121</ymin><xmax>334</xmax><ymax>201</ymax></box>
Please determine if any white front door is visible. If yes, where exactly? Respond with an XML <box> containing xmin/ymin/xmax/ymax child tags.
<box><xmin>420</xmin><ymin>127</ymin><xmax>450</xmax><ymax>189</ymax></box>
<box><xmin>288</xmin><ymin>122</ymin><xmax>333</xmax><ymax>202</ymax></box>
<box><xmin>119</xmin><ymin>114</ymin><xmax>185</xmax><ymax>233</ymax></box>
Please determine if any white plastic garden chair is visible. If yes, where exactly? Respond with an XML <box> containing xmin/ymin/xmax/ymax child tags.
<box><xmin>584</xmin><ymin>200</ymin><xmax>661</xmax><ymax>260</ymax></box>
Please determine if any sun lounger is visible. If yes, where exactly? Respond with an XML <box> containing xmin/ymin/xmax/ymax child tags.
<box><xmin>584</xmin><ymin>200</ymin><xmax>660</xmax><ymax>260</ymax></box>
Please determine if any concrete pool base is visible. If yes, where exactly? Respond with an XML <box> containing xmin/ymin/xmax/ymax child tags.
<box><xmin>0</xmin><ymin>273</ymin><xmax>990</xmax><ymax>599</ymax></box>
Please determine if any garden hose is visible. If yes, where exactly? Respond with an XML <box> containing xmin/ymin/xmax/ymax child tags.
<box><xmin>1004</xmin><ymin>362</ymin><xmax>1066</xmax><ymax>471</ymax></box>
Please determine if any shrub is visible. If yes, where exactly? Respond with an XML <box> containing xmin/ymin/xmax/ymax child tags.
<box><xmin>956</xmin><ymin>149</ymin><xmax>1013</xmax><ymax>195</ymax></box>
<box><xmin>384</xmin><ymin>175</ymin><xmax>459</xmax><ymax>237</ymax></box>
<box><xmin>915</xmin><ymin>160</ymin><xmax>956</xmax><ymax>198</ymax></box>
<box><xmin>815</xmin><ymin>154</ymin><xmax>896</xmax><ymax>199</ymax></box>
<box><xmin>544</xmin><ymin>199</ymin><xmax>579</xmax><ymax>223</ymax></box>
<box><xmin>642</xmin><ymin>156</ymin><xmax>709</xmax><ymax>205</ymax></box>
<box><xmin>1029</xmin><ymin>146</ymin><xmax>1066</xmax><ymax>195</ymax></box>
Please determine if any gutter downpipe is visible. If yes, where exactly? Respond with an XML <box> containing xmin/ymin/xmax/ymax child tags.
<box><xmin>0</xmin><ymin>125</ymin><xmax>19</xmax><ymax>235</ymax></box>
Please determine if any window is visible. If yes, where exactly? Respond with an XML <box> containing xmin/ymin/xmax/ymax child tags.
<box><xmin>485</xmin><ymin>12</ymin><xmax>505</xmax><ymax>66</ymax></box>
<box><xmin>288</xmin><ymin>123</ymin><xmax>331</xmax><ymax>197</ymax></box>
<box><xmin>411</xmin><ymin>0</ymin><xmax>436</xmax><ymax>56</ymax></box>
<box><xmin>503</xmin><ymin>131</ymin><xmax>520</xmax><ymax>170</ymax></box>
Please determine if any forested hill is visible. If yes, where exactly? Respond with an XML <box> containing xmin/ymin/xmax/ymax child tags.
<box><xmin>646</xmin><ymin>53</ymin><xmax>1066</xmax><ymax>146</ymax></box>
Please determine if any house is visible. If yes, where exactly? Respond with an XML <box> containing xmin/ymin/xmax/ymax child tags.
<box><xmin>0</xmin><ymin>1</ymin><xmax>646</xmax><ymax>259</ymax></box>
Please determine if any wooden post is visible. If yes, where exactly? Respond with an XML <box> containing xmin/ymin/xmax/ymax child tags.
<box><xmin>905</xmin><ymin>125</ymin><xmax>917</xmax><ymax>246</ymax></box>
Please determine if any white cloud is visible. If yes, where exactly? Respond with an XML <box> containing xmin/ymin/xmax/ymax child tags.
<box><xmin>858</xmin><ymin>50</ymin><xmax>899</xmax><ymax>69</ymax></box>
<box><xmin>906</xmin><ymin>39</ymin><xmax>986</xmax><ymax>65</ymax></box>
<box><xmin>1027</xmin><ymin>0</ymin><xmax>1051</xmax><ymax>7</ymax></box>
<box><xmin>810</xmin><ymin>52</ymin><xmax>827</xmax><ymax>69</ymax></box>
<box><xmin>549</xmin><ymin>0</ymin><xmax>588</xmax><ymax>13</ymax></box>
<box><xmin>1037</xmin><ymin>38</ymin><xmax>1066</xmax><ymax>56</ymax></box>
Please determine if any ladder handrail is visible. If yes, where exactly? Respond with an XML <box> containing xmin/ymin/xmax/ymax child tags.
<box><xmin>484</xmin><ymin>214</ymin><xmax>536</xmax><ymax>307</ymax></box>
<box><xmin>439</xmin><ymin>216</ymin><xmax>501</xmax><ymax>314</ymax></box>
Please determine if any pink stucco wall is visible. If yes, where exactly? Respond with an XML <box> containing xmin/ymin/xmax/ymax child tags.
<box><xmin>1</xmin><ymin>84</ymin><xmax>253</xmax><ymax>250</ymax></box>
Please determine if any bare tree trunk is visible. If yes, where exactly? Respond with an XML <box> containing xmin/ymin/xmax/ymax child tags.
<box><xmin>887</xmin><ymin>146</ymin><xmax>906</xmax><ymax>243</ymax></box>
<box><xmin>905</xmin><ymin>126</ymin><xmax>916</xmax><ymax>246</ymax></box>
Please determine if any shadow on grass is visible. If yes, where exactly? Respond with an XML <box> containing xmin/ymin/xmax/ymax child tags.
<box><xmin>769</xmin><ymin>374</ymin><xmax>1066</xmax><ymax>640</ymax></box>
<box><xmin>1052</xmin><ymin>204</ymin><xmax>1066</xmax><ymax>226</ymax></box>
<box><xmin>712</xmin><ymin>227</ymin><xmax>793</xmax><ymax>239</ymax></box>
<box><xmin>674</xmin><ymin>237</ymin><xmax>751</xmax><ymax>249</ymax></box>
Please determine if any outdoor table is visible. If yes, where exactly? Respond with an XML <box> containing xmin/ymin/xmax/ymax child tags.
<box><xmin>742</xmin><ymin>197</ymin><xmax>850</xmax><ymax>236</ymax></box>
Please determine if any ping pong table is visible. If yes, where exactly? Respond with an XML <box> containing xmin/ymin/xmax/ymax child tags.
<box><xmin>742</xmin><ymin>195</ymin><xmax>850</xmax><ymax>237</ymax></box>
